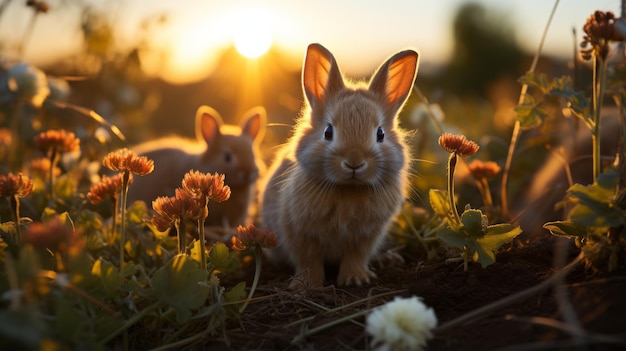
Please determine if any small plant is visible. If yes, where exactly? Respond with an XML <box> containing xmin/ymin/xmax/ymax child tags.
<box><xmin>542</xmin><ymin>10</ymin><xmax>626</xmax><ymax>272</ymax></box>
<box><xmin>430</xmin><ymin>133</ymin><xmax>522</xmax><ymax>270</ymax></box>
<box><xmin>102</xmin><ymin>148</ymin><xmax>154</xmax><ymax>281</ymax></box>
<box><xmin>231</xmin><ymin>224</ymin><xmax>278</xmax><ymax>313</ymax></box>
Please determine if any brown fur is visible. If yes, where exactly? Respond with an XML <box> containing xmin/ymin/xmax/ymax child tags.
<box><xmin>128</xmin><ymin>106</ymin><xmax>266</xmax><ymax>228</ymax></box>
<box><xmin>260</xmin><ymin>43</ymin><xmax>419</xmax><ymax>288</ymax></box>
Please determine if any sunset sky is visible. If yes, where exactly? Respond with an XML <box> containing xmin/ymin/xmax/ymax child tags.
<box><xmin>2</xmin><ymin>0</ymin><xmax>622</xmax><ymax>84</ymax></box>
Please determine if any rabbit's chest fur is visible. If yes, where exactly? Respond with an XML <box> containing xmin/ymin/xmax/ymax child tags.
<box><xmin>278</xmin><ymin>163</ymin><xmax>403</xmax><ymax>260</ymax></box>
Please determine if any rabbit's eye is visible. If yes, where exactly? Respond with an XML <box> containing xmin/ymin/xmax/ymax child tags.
<box><xmin>324</xmin><ymin>124</ymin><xmax>333</xmax><ymax>141</ymax></box>
<box><xmin>224</xmin><ymin>152</ymin><xmax>233</xmax><ymax>163</ymax></box>
<box><xmin>376</xmin><ymin>127</ymin><xmax>385</xmax><ymax>142</ymax></box>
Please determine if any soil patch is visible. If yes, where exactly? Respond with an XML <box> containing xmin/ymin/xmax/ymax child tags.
<box><xmin>212</xmin><ymin>236</ymin><xmax>626</xmax><ymax>350</ymax></box>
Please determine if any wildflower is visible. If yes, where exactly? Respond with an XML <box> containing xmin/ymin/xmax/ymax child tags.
<box><xmin>22</xmin><ymin>215</ymin><xmax>75</xmax><ymax>252</ymax></box>
<box><xmin>438</xmin><ymin>133</ymin><xmax>479</xmax><ymax>157</ymax></box>
<box><xmin>233</xmin><ymin>224</ymin><xmax>278</xmax><ymax>314</ymax></box>
<box><xmin>231</xmin><ymin>224</ymin><xmax>278</xmax><ymax>250</ymax></box>
<box><xmin>0</xmin><ymin>172</ymin><xmax>34</xmax><ymax>198</ymax></box>
<box><xmin>5</xmin><ymin>63</ymin><xmax>50</xmax><ymax>108</ymax></box>
<box><xmin>35</xmin><ymin>129</ymin><xmax>80</xmax><ymax>156</ymax></box>
<box><xmin>87</xmin><ymin>173</ymin><xmax>131</xmax><ymax>205</ymax></box>
<box><xmin>181</xmin><ymin>170</ymin><xmax>231</xmax><ymax>202</ymax></box>
<box><xmin>151</xmin><ymin>188</ymin><xmax>206</xmax><ymax>232</ymax></box>
<box><xmin>102</xmin><ymin>148</ymin><xmax>154</xmax><ymax>176</ymax></box>
<box><xmin>366</xmin><ymin>296</ymin><xmax>437</xmax><ymax>351</ymax></box>
<box><xmin>580</xmin><ymin>11</ymin><xmax>625</xmax><ymax>61</ymax></box>
<box><xmin>467</xmin><ymin>160</ymin><xmax>501</xmax><ymax>180</ymax></box>
<box><xmin>28</xmin><ymin>157</ymin><xmax>61</xmax><ymax>179</ymax></box>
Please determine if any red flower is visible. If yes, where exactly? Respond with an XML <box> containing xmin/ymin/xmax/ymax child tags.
<box><xmin>438</xmin><ymin>133</ymin><xmax>479</xmax><ymax>157</ymax></box>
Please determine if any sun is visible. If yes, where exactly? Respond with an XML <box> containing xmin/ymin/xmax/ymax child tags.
<box><xmin>232</xmin><ymin>8</ymin><xmax>273</xmax><ymax>59</ymax></box>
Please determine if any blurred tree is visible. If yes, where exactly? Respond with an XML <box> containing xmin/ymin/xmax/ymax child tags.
<box><xmin>438</xmin><ymin>2</ymin><xmax>527</xmax><ymax>98</ymax></box>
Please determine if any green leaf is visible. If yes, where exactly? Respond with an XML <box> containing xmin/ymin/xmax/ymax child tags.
<box><xmin>514</xmin><ymin>95</ymin><xmax>548</xmax><ymax>129</ymax></box>
<box><xmin>518</xmin><ymin>72</ymin><xmax>549</xmax><ymax>94</ymax></box>
<box><xmin>225</xmin><ymin>281</ymin><xmax>246</xmax><ymax>303</ymax></box>
<box><xmin>460</xmin><ymin>209</ymin><xmax>487</xmax><ymax>238</ymax></box>
<box><xmin>151</xmin><ymin>254</ymin><xmax>210</xmax><ymax>323</ymax></box>
<box><xmin>565</xmin><ymin>171</ymin><xmax>623</xmax><ymax>228</ymax></box>
<box><xmin>429</xmin><ymin>189</ymin><xmax>453</xmax><ymax>222</ymax></box>
<box><xmin>436</xmin><ymin>226</ymin><xmax>470</xmax><ymax>249</ymax></box>
<box><xmin>54</xmin><ymin>174</ymin><xmax>77</xmax><ymax>201</ymax></box>
<box><xmin>472</xmin><ymin>224</ymin><xmax>522</xmax><ymax>267</ymax></box>
<box><xmin>569</xmin><ymin>203</ymin><xmax>623</xmax><ymax>228</ymax></box>
<box><xmin>543</xmin><ymin>220</ymin><xmax>588</xmax><ymax>238</ymax></box>
<box><xmin>91</xmin><ymin>258</ymin><xmax>119</xmax><ymax>297</ymax></box>
<box><xmin>208</xmin><ymin>242</ymin><xmax>240</xmax><ymax>275</ymax></box>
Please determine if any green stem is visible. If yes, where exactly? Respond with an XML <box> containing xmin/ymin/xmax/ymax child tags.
<box><xmin>447</xmin><ymin>153</ymin><xmax>461</xmax><ymax>225</ymax></box>
<box><xmin>500</xmin><ymin>0</ymin><xmax>559</xmax><ymax>217</ymax></box>
<box><xmin>592</xmin><ymin>56</ymin><xmax>608</xmax><ymax>180</ymax></box>
<box><xmin>177</xmin><ymin>218</ymin><xmax>186</xmax><ymax>254</ymax></box>
<box><xmin>119</xmin><ymin>171</ymin><xmax>130</xmax><ymax>283</ymax></box>
<box><xmin>109</xmin><ymin>196</ymin><xmax>118</xmax><ymax>246</ymax></box>
<box><xmin>48</xmin><ymin>151</ymin><xmax>58</xmax><ymax>201</ymax></box>
<box><xmin>10</xmin><ymin>195</ymin><xmax>21</xmax><ymax>245</ymax></box>
<box><xmin>198</xmin><ymin>215</ymin><xmax>207</xmax><ymax>271</ymax></box>
<box><xmin>239</xmin><ymin>245</ymin><xmax>262</xmax><ymax>314</ymax></box>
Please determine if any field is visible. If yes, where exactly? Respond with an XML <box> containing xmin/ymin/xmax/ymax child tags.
<box><xmin>1</xmin><ymin>2</ymin><xmax>625</xmax><ymax>350</ymax></box>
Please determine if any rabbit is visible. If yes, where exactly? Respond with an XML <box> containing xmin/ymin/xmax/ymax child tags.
<box><xmin>127</xmin><ymin>105</ymin><xmax>267</xmax><ymax>228</ymax></box>
<box><xmin>260</xmin><ymin>43</ymin><xmax>419</xmax><ymax>289</ymax></box>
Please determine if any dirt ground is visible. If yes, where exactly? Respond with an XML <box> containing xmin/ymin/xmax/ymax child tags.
<box><xmin>209</xmin><ymin>234</ymin><xmax>626</xmax><ymax>351</ymax></box>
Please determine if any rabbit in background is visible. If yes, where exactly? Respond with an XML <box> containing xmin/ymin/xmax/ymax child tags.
<box><xmin>260</xmin><ymin>43</ymin><xmax>419</xmax><ymax>289</ymax></box>
<box><xmin>127</xmin><ymin>105</ymin><xmax>267</xmax><ymax>228</ymax></box>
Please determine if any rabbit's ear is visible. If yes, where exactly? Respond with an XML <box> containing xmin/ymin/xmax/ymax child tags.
<box><xmin>240</xmin><ymin>106</ymin><xmax>266</xmax><ymax>144</ymax></box>
<box><xmin>302</xmin><ymin>43</ymin><xmax>345</xmax><ymax>110</ymax></box>
<box><xmin>369</xmin><ymin>49</ymin><xmax>419</xmax><ymax>117</ymax></box>
<box><xmin>195</xmin><ymin>105</ymin><xmax>223</xmax><ymax>147</ymax></box>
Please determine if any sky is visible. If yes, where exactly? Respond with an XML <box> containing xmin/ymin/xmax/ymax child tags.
<box><xmin>1</xmin><ymin>0</ymin><xmax>622</xmax><ymax>84</ymax></box>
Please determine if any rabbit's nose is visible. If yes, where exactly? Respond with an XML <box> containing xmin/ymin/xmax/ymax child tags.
<box><xmin>342</xmin><ymin>160</ymin><xmax>366</xmax><ymax>171</ymax></box>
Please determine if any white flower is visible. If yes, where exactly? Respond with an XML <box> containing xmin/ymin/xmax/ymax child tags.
<box><xmin>366</xmin><ymin>296</ymin><xmax>437</xmax><ymax>351</ymax></box>
<box><xmin>5</xmin><ymin>63</ymin><xmax>50</xmax><ymax>108</ymax></box>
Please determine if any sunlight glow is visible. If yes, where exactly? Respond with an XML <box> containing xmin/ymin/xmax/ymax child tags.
<box><xmin>232</xmin><ymin>8</ymin><xmax>273</xmax><ymax>59</ymax></box>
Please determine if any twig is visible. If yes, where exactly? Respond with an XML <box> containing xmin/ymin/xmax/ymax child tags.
<box><xmin>434</xmin><ymin>252</ymin><xmax>582</xmax><ymax>334</ymax></box>
<box><xmin>501</xmin><ymin>0</ymin><xmax>560</xmax><ymax>217</ymax></box>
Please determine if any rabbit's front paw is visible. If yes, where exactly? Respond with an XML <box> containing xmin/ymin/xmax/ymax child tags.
<box><xmin>337</xmin><ymin>264</ymin><xmax>376</xmax><ymax>286</ymax></box>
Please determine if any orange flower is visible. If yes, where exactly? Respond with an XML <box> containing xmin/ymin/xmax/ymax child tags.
<box><xmin>87</xmin><ymin>173</ymin><xmax>131</xmax><ymax>204</ymax></box>
<box><xmin>182</xmin><ymin>170</ymin><xmax>231</xmax><ymax>203</ymax></box>
<box><xmin>0</xmin><ymin>172</ymin><xmax>34</xmax><ymax>198</ymax></box>
<box><xmin>151</xmin><ymin>188</ymin><xmax>206</xmax><ymax>231</ymax></box>
<box><xmin>102</xmin><ymin>148</ymin><xmax>154</xmax><ymax>176</ymax></box>
<box><xmin>231</xmin><ymin>224</ymin><xmax>278</xmax><ymax>250</ymax></box>
<box><xmin>28</xmin><ymin>157</ymin><xmax>61</xmax><ymax>179</ymax></box>
<box><xmin>467</xmin><ymin>160</ymin><xmax>501</xmax><ymax>180</ymax></box>
<box><xmin>22</xmin><ymin>215</ymin><xmax>75</xmax><ymax>251</ymax></box>
<box><xmin>438</xmin><ymin>133</ymin><xmax>479</xmax><ymax>157</ymax></box>
<box><xmin>35</xmin><ymin>129</ymin><xmax>80</xmax><ymax>155</ymax></box>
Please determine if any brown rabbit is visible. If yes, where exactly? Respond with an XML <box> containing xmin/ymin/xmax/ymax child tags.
<box><xmin>128</xmin><ymin>105</ymin><xmax>266</xmax><ymax>228</ymax></box>
<box><xmin>260</xmin><ymin>43</ymin><xmax>419</xmax><ymax>288</ymax></box>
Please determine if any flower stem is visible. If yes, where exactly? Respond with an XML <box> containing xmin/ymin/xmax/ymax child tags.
<box><xmin>48</xmin><ymin>151</ymin><xmax>58</xmax><ymax>201</ymax></box>
<box><xmin>447</xmin><ymin>153</ymin><xmax>461</xmax><ymax>225</ymax></box>
<box><xmin>119</xmin><ymin>171</ymin><xmax>130</xmax><ymax>283</ymax></box>
<box><xmin>500</xmin><ymin>0</ymin><xmax>559</xmax><ymax>217</ymax></box>
<box><xmin>592</xmin><ymin>56</ymin><xmax>608</xmax><ymax>180</ymax></box>
<box><xmin>239</xmin><ymin>245</ymin><xmax>262</xmax><ymax>314</ymax></box>
<box><xmin>177</xmin><ymin>219</ymin><xmax>186</xmax><ymax>254</ymax></box>
<box><xmin>10</xmin><ymin>195</ymin><xmax>21</xmax><ymax>245</ymax></box>
<box><xmin>198</xmin><ymin>216</ymin><xmax>207</xmax><ymax>270</ymax></box>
